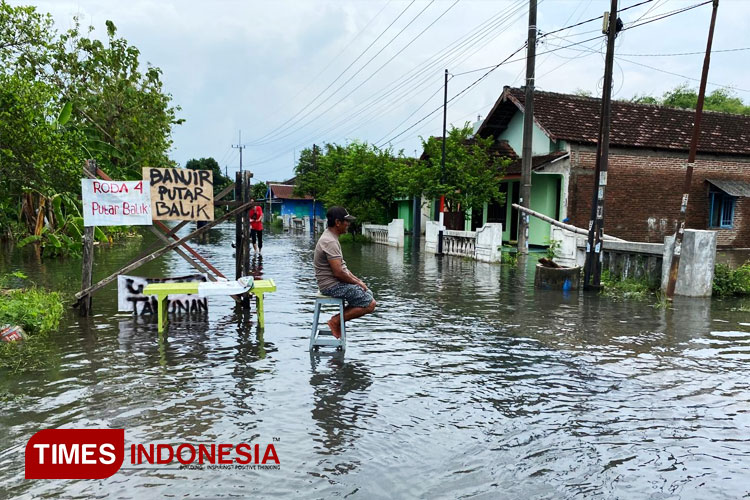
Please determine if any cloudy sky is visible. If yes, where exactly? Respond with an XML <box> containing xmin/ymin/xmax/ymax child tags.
<box><xmin>16</xmin><ymin>0</ymin><xmax>750</xmax><ymax>183</ymax></box>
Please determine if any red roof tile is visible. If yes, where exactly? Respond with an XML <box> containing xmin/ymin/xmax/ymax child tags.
<box><xmin>479</xmin><ymin>87</ymin><xmax>750</xmax><ymax>156</ymax></box>
<box><xmin>269</xmin><ymin>183</ymin><xmax>313</xmax><ymax>200</ymax></box>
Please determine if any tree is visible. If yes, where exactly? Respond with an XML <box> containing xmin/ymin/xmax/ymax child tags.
<box><xmin>412</xmin><ymin>124</ymin><xmax>509</xmax><ymax>215</ymax></box>
<box><xmin>185</xmin><ymin>157</ymin><xmax>231</xmax><ymax>195</ymax></box>
<box><xmin>45</xmin><ymin>19</ymin><xmax>183</xmax><ymax>180</ymax></box>
<box><xmin>0</xmin><ymin>4</ymin><xmax>182</xmax><ymax>248</ymax></box>
<box><xmin>630</xmin><ymin>84</ymin><xmax>750</xmax><ymax>115</ymax></box>
<box><xmin>322</xmin><ymin>142</ymin><xmax>402</xmax><ymax>225</ymax></box>
<box><xmin>251</xmin><ymin>181</ymin><xmax>268</xmax><ymax>201</ymax></box>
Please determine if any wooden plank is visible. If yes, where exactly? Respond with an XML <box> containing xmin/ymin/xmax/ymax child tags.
<box><xmin>73</xmin><ymin>200</ymin><xmax>254</xmax><ymax>303</ymax></box>
<box><xmin>79</xmin><ymin>160</ymin><xmax>97</xmax><ymax>316</ymax></box>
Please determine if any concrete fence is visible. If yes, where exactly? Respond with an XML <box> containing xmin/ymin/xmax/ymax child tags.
<box><xmin>424</xmin><ymin>221</ymin><xmax>502</xmax><ymax>263</ymax></box>
<box><xmin>315</xmin><ymin>218</ymin><xmax>325</xmax><ymax>233</ymax></box>
<box><xmin>551</xmin><ymin>226</ymin><xmax>716</xmax><ymax>296</ymax></box>
<box><xmin>362</xmin><ymin>219</ymin><xmax>404</xmax><ymax>247</ymax></box>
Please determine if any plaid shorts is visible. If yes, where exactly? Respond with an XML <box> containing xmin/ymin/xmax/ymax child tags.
<box><xmin>321</xmin><ymin>283</ymin><xmax>374</xmax><ymax>308</ymax></box>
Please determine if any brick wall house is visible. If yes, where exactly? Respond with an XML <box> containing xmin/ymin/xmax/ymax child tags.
<box><xmin>477</xmin><ymin>87</ymin><xmax>750</xmax><ymax>248</ymax></box>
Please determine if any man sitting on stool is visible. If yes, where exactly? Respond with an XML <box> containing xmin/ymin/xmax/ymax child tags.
<box><xmin>313</xmin><ymin>206</ymin><xmax>376</xmax><ymax>339</ymax></box>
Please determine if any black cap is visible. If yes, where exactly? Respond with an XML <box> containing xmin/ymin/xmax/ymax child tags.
<box><xmin>327</xmin><ymin>206</ymin><xmax>356</xmax><ymax>226</ymax></box>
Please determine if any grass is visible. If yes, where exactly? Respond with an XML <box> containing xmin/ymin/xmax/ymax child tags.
<box><xmin>0</xmin><ymin>273</ymin><xmax>64</xmax><ymax>373</ymax></box>
<box><xmin>339</xmin><ymin>233</ymin><xmax>373</xmax><ymax>244</ymax></box>
<box><xmin>600</xmin><ymin>269</ymin><xmax>660</xmax><ymax>302</ymax></box>
<box><xmin>500</xmin><ymin>245</ymin><xmax>518</xmax><ymax>265</ymax></box>
<box><xmin>713</xmin><ymin>262</ymin><xmax>750</xmax><ymax>297</ymax></box>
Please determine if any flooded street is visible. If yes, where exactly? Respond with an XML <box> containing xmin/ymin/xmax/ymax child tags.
<box><xmin>1</xmin><ymin>224</ymin><xmax>750</xmax><ymax>499</ymax></box>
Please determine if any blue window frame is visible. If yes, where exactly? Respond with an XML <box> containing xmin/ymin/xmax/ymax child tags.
<box><xmin>709</xmin><ymin>192</ymin><xmax>736</xmax><ymax>229</ymax></box>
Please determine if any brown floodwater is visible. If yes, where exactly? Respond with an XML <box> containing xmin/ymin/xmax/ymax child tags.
<box><xmin>1</xmin><ymin>224</ymin><xmax>749</xmax><ymax>498</ymax></box>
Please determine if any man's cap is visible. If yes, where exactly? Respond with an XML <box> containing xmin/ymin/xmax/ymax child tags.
<box><xmin>327</xmin><ymin>206</ymin><xmax>356</xmax><ymax>223</ymax></box>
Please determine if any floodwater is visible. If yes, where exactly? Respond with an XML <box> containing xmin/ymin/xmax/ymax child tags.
<box><xmin>1</xmin><ymin>224</ymin><xmax>750</xmax><ymax>499</ymax></box>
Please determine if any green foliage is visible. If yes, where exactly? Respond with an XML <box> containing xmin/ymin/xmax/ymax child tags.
<box><xmin>295</xmin><ymin>141</ymin><xmax>404</xmax><ymax>225</ymax></box>
<box><xmin>0</xmin><ymin>336</ymin><xmax>58</xmax><ymax>373</ymax></box>
<box><xmin>630</xmin><ymin>84</ymin><xmax>750</xmax><ymax>115</ymax></box>
<box><xmin>413</xmin><ymin>124</ymin><xmax>510</xmax><ymax>214</ymax></box>
<box><xmin>338</xmin><ymin>233</ymin><xmax>373</xmax><ymax>244</ymax></box>
<box><xmin>501</xmin><ymin>246</ymin><xmax>518</xmax><ymax>265</ymax></box>
<box><xmin>0</xmin><ymin>286</ymin><xmax>63</xmax><ymax>336</ymax></box>
<box><xmin>713</xmin><ymin>262</ymin><xmax>750</xmax><ymax>297</ymax></box>
<box><xmin>0</xmin><ymin>5</ymin><xmax>181</xmax><ymax>254</ymax></box>
<box><xmin>600</xmin><ymin>270</ymin><xmax>655</xmax><ymax>300</ymax></box>
<box><xmin>185</xmin><ymin>157</ymin><xmax>231</xmax><ymax>194</ymax></box>
<box><xmin>293</xmin><ymin>124</ymin><xmax>510</xmax><ymax>229</ymax></box>
<box><xmin>270</xmin><ymin>216</ymin><xmax>283</xmax><ymax>230</ymax></box>
<box><xmin>0</xmin><ymin>274</ymin><xmax>64</xmax><ymax>373</ymax></box>
<box><xmin>251</xmin><ymin>181</ymin><xmax>268</xmax><ymax>201</ymax></box>
<box><xmin>545</xmin><ymin>238</ymin><xmax>561</xmax><ymax>260</ymax></box>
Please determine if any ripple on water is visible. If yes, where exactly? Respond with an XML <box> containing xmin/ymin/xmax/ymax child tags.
<box><xmin>1</xmin><ymin>229</ymin><xmax>750</xmax><ymax>498</ymax></box>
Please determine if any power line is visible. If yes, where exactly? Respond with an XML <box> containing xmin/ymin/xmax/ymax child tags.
<box><xmin>250</xmin><ymin>0</ymin><xmax>394</xmax><ymax>128</ymax></box>
<box><xmin>616</xmin><ymin>57</ymin><xmax>750</xmax><ymax>93</ymax></box>
<box><xmin>246</xmin><ymin>0</ymin><xmax>418</xmax><ymax>146</ymax></box>
<box><xmin>245</xmin><ymin>0</ymin><xmax>468</xmax><ymax>166</ymax></box>
<box><xmin>245</xmin><ymin>0</ymin><xmax>528</xmax><ymax>167</ymax></box>
<box><xmin>618</xmin><ymin>47</ymin><xmax>750</xmax><ymax>57</ymax></box>
<box><xmin>622</xmin><ymin>0</ymin><xmax>713</xmax><ymax>31</ymax></box>
<box><xmin>378</xmin><ymin>43</ymin><xmax>528</xmax><ymax>147</ymax></box>
<box><xmin>248</xmin><ymin>0</ymin><xmax>434</xmax><ymax>147</ymax></box>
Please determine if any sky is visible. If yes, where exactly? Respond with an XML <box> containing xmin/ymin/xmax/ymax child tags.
<box><xmin>15</xmin><ymin>0</ymin><xmax>750</xmax><ymax>184</ymax></box>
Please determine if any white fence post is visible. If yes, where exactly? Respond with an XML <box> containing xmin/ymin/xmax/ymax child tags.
<box><xmin>387</xmin><ymin>219</ymin><xmax>404</xmax><ymax>247</ymax></box>
<box><xmin>425</xmin><ymin>221</ymin><xmax>440</xmax><ymax>253</ymax></box>
<box><xmin>475</xmin><ymin>223</ymin><xmax>503</xmax><ymax>262</ymax></box>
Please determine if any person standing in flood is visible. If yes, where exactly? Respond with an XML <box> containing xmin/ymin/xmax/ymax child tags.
<box><xmin>249</xmin><ymin>199</ymin><xmax>263</xmax><ymax>254</ymax></box>
<box><xmin>313</xmin><ymin>206</ymin><xmax>376</xmax><ymax>339</ymax></box>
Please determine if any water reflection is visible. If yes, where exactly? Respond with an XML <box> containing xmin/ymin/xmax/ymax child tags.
<box><xmin>2</xmin><ymin>228</ymin><xmax>750</xmax><ymax>498</ymax></box>
<box><xmin>308</xmin><ymin>354</ymin><xmax>375</xmax><ymax>460</ymax></box>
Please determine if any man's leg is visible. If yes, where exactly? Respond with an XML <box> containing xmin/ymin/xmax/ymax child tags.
<box><xmin>327</xmin><ymin>299</ymin><xmax>376</xmax><ymax>339</ymax></box>
<box><xmin>257</xmin><ymin>230</ymin><xmax>263</xmax><ymax>253</ymax></box>
<box><xmin>251</xmin><ymin>229</ymin><xmax>258</xmax><ymax>253</ymax></box>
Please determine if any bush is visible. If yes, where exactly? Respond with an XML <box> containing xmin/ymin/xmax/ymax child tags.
<box><xmin>600</xmin><ymin>270</ymin><xmax>654</xmax><ymax>300</ymax></box>
<box><xmin>713</xmin><ymin>262</ymin><xmax>750</xmax><ymax>297</ymax></box>
<box><xmin>500</xmin><ymin>246</ymin><xmax>518</xmax><ymax>265</ymax></box>
<box><xmin>338</xmin><ymin>233</ymin><xmax>373</xmax><ymax>244</ymax></box>
<box><xmin>0</xmin><ymin>274</ymin><xmax>64</xmax><ymax>373</ymax></box>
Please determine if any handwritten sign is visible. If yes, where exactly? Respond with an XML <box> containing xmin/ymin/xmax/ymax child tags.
<box><xmin>144</xmin><ymin>167</ymin><xmax>214</xmax><ymax>221</ymax></box>
<box><xmin>117</xmin><ymin>274</ymin><xmax>208</xmax><ymax>315</ymax></box>
<box><xmin>81</xmin><ymin>179</ymin><xmax>152</xmax><ymax>227</ymax></box>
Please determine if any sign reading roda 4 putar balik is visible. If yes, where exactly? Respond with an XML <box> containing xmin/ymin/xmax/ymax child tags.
<box><xmin>144</xmin><ymin>167</ymin><xmax>214</xmax><ymax>221</ymax></box>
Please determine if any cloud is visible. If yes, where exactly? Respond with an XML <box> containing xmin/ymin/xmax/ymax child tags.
<box><xmin>15</xmin><ymin>0</ymin><xmax>750</xmax><ymax>182</ymax></box>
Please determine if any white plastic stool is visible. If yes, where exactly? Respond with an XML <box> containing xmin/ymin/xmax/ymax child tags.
<box><xmin>310</xmin><ymin>294</ymin><xmax>346</xmax><ymax>351</ymax></box>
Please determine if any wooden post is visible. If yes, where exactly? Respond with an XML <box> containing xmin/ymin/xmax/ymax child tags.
<box><xmin>235</xmin><ymin>172</ymin><xmax>243</xmax><ymax>282</ymax></box>
<box><xmin>666</xmin><ymin>0</ymin><xmax>719</xmax><ymax>299</ymax></box>
<box><xmin>79</xmin><ymin>160</ymin><xmax>96</xmax><ymax>316</ymax></box>
<box><xmin>241</xmin><ymin>171</ymin><xmax>253</xmax><ymax>308</ymax></box>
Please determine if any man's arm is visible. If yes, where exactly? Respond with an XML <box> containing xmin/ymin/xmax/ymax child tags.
<box><xmin>328</xmin><ymin>258</ymin><xmax>367</xmax><ymax>290</ymax></box>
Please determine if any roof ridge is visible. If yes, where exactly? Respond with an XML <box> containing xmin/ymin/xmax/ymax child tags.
<box><xmin>509</xmin><ymin>86</ymin><xmax>750</xmax><ymax>118</ymax></box>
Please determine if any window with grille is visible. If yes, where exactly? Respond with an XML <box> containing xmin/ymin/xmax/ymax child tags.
<box><xmin>709</xmin><ymin>192</ymin><xmax>736</xmax><ymax>229</ymax></box>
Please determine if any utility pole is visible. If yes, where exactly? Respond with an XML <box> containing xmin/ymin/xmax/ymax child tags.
<box><xmin>666</xmin><ymin>0</ymin><xmax>719</xmax><ymax>298</ymax></box>
<box><xmin>583</xmin><ymin>0</ymin><xmax>620</xmax><ymax>290</ymax></box>
<box><xmin>232</xmin><ymin>130</ymin><xmax>246</xmax><ymax>174</ymax></box>
<box><xmin>438</xmin><ymin>68</ymin><xmax>448</xmax><ymax>255</ymax></box>
<box><xmin>518</xmin><ymin>0</ymin><xmax>537</xmax><ymax>255</ymax></box>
